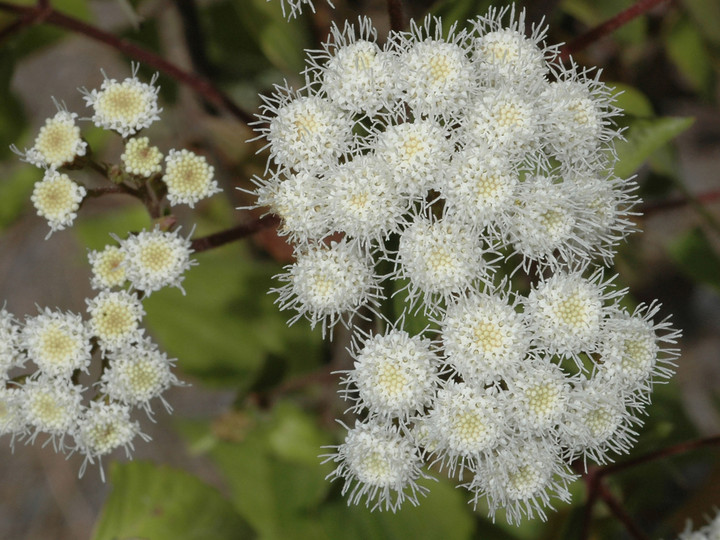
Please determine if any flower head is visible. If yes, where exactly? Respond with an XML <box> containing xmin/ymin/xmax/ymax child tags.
<box><xmin>120</xmin><ymin>228</ymin><xmax>195</xmax><ymax>295</ymax></box>
<box><xmin>163</xmin><ymin>149</ymin><xmax>220</xmax><ymax>207</ymax></box>
<box><xmin>121</xmin><ymin>137</ymin><xmax>163</xmax><ymax>177</ymax></box>
<box><xmin>22</xmin><ymin>309</ymin><xmax>91</xmax><ymax>378</ymax></box>
<box><xmin>89</xmin><ymin>245</ymin><xmax>127</xmax><ymax>290</ymax></box>
<box><xmin>83</xmin><ymin>66</ymin><xmax>161</xmax><ymax>137</ymax></box>
<box><xmin>274</xmin><ymin>240</ymin><xmax>380</xmax><ymax>336</ymax></box>
<box><xmin>86</xmin><ymin>290</ymin><xmax>145</xmax><ymax>351</ymax></box>
<box><xmin>31</xmin><ymin>170</ymin><xmax>86</xmax><ymax>235</ymax></box>
<box><xmin>341</xmin><ymin>328</ymin><xmax>440</xmax><ymax>420</ymax></box>
<box><xmin>325</xmin><ymin>420</ymin><xmax>429</xmax><ymax>511</ymax></box>
<box><xmin>18</xmin><ymin>107</ymin><xmax>87</xmax><ymax>169</ymax></box>
<box><xmin>101</xmin><ymin>339</ymin><xmax>180</xmax><ymax>415</ymax></box>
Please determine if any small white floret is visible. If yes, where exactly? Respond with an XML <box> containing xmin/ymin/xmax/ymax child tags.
<box><xmin>16</xmin><ymin>108</ymin><xmax>87</xmax><ymax>169</ymax></box>
<box><xmin>86</xmin><ymin>290</ymin><xmax>145</xmax><ymax>351</ymax></box>
<box><xmin>89</xmin><ymin>245</ymin><xmax>127</xmax><ymax>290</ymax></box>
<box><xmin>82</xmin><ymin>66</ymin><xmax>161</xmax><ymax>137</ymax></box>
<box><xmin>22</xmin><ymin>309</ymin><xmax>91</xmax><ymax>378</ymax></box>
<box><xmin>31</xmin><ymin>170</ymin><xmax>86</xmax><ymax>235</ymax></box>
<box><xmin>163</xmin><ymin>149</ymin><xmax>220</xmax><ymax>207</ymax></box>
<box><xmin>121</xmin><ymin>137</ymin><xmax>163</xmax><ymax>177</ymax></box>
<box><xmin>120</xmin><ymin>228</ymin><xmax>195</xmax><ymax>295</ymax></box>
<box><xmin>341</xmin><ymin>328</ymin><xmax>440</xmax><ymax>420</ymax></box>
<box><xmin>274</xmin><ymin>240</ymin><xmax>380</xmax><ymax>336</ymax></box>
<box><xmin>324</xmin><ymin>420</ymin><xmax>429</xmax><ymax>512</ymax></box>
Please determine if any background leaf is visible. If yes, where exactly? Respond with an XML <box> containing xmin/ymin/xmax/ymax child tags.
<box><xmin>93</xmin><ymin>461</ymin><xmax>255</xmax><ymax>540</ymax></box>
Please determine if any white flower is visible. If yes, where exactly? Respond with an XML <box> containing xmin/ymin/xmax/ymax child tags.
<box><xmin>75</xmin><ymin>401</ymin><xmax>145</xmax><ymax>480</ymax></box>
<box><xmin>274</xmin><ymin>240</ymin><xmax>380</xmax><ymax>336</ymax></box>
<box><xmin>525</xmin><ymin>269</ymin><xmax>617</xmax><ymax>360</ymax></box>
<box><xmin>20</xmin><ymin>376</ymin><xmax>84</xmax><ymax>450</ymax></box>
<box><xmin>324</xmin><ymin>420</ymin><xmax>430</xmax><ymax>511</ymax></box>
<box><xmin>502</xmin><ymin>175</ymin><xmax>587</xmax><ymax>267</ymax></box>
<box><xmin>31</xmin><ymin>170</ymin><xmax>86</xmax><ymax>235</ymax></box>
<box><xmin>327</xmin><ymin>154</ymin><xmax>408</xmax><ymax>243</ymax></box>
<box><xmin>253</xmin><ymin>169</ymin><xmax>332</xmax><ymax>243</ymax></box>
<box><xmin>260</xmin><ymin>90</ymin><xmax>353</xmax><ymax>173</ymax></box>
<box><xmin>101</xmin><ymin>339</ymin><xmax>179</xmax><ymax>415</ymax></box>
<box><xmin>312</xmin><ymin>19</ymin><xmax>397</xmax><ymax>115</ymax></box>
<box><xmin>375</xmin><ymin>118</ymin><xmax>453</xmax><ymax>199</ymax></box>
<box><xmin>595</xmin><ymin>302</ymin><xmax>679</xmax><ymax>394</ymax></box>
<box><xmin>341</xmin><ymin>328</ymin><xmax>440</xmax><ymax>421</ymax></box>
<box><xmin>541</xmin><ymin>65</ymin><xmax>621</xmax><ymax>171</ymax></box>
<box><xmin>121</xmin><ymin>228</ymin><xmax>195</xmax><ymax>295</ymax></box>
<box><xmin>464</xmin><ymin>87</ymin><xmax>543</xmax><ymax>160</ymax></box>
<box><xmin>0</xmin><ymin>387</ymin><xmax>26</xmax><ymax>440</ymax></box>
<box><xmin>560</xmin><ymin>379</ymin><xmax>639</xmax><ymax>465</ymax></box>
<box><xmin>424</xmin><ymin>382</ymin><xmax>506</xmax><ymax>479</ymax></box>
<box><xmin>16</xmin><ymin>107</ymin><xmax>87</xmax><ymax>169</ymax></box>
<box><xmin>504</xmin><ymin>359</ymin><xmax>572</xmax><ymax>435</ymax></box>
<box><xmin>440</xmin><ymin>288</ymin><xmax>530</xmax><ymax>385</ymax></box>
<box><xmin>0</xmin><ymin>309</ymin><xmax>22</xmax><ymax>377</ymax></box>
<box><xmin>396</xmin><ymin>215</ymin><xmax>489</xmax><ymax>308</ymax></box>
<box><xmin>396</xmin><ymin>20</ymin><xmax>475</xmax><ymax>117</ymax></box>
<box><xmin>163</xmin><ymin>149</ymin><xmax>220</xmax><ymax>207</ymax></box>
<box><xmin>89</xmin><ymin>245</ymin><xmax>127</xmax><ymax>289</ymax></box>
<box><xmin>677</xmin><ymin>510</ymin><xmax>720</xmax><ymax>540</ymax></box>
<box><xmin>22</xmin><ymin>309</ymin><xmax>91</xmax><ymax>378</ymax></box>
<box><xmin>471</xmin><ymin>4</ymin><xmax>556</xmax><ymax>88</ymax></box>
<box><xmin>86</xmin><ymin>290</ymin><xmax>145</xmax><ymax>351</ymax></box>
<box><xmin>466</xmin><ymin>437</ymin><xmax>576</xmax><ymax>525</ymax></box>
<box><xmin>121</xmin><ymin>137</ymin><xmax>163</xmax><ymax>177</ymax></box>
<box><xmin>440</xmin><ymin>148</ymin><xmax>517</xmax><ymax>229</ymax></box>
<box><xmin>82</xmin><ymin>66</ymin><xmax>161</xmax><ymax>137</ymax></box>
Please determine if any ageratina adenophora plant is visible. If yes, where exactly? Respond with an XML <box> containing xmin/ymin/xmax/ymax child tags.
<box><xmin>3</xmin><ymin>64</ymin><xmax>222</xmax><ymax>480</ymax></box>
<box><xmin>248</xmin><ymin>7</ymin><xmax>681</xmax><ymax>523</ymax></box>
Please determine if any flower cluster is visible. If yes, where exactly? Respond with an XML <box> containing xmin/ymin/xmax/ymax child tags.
<box><xmin>5</xmin><ymin>64</ymin><xmax>216</xmax><ymax>478</ymax></box>
<box><xmin>249</xmin><ymin>7</ymin><xmax>681</xmax><ymax>522</ymax></box>
<box><xmin>12</xmin><ymin>64</ymin><xmax>220</xmax><ymax>236</ymax></box>
<box><xmin>0</xmin><ymin>227</ymin><xmax>194</xmax><ymax>478</ymax></box>
<box><xmin>677</xmin><ymin>510</ymin><xmax>720</xmax><ymax>540</ymax></box>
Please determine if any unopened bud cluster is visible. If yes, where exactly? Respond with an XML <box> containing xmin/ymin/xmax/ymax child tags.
<box><xmin>250</xmin><ymin>7</ymin><xmax>681</xmax><ymax>523</ymax></box>
<box><xmin>4</xmin><ymin>64</ymin><xmax>218</xmax><ymax>477</ymax></box>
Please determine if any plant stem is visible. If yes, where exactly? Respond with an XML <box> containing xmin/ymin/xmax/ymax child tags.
<box><xmin>596</xmin><ymin>482</ymin><xmax>651</xmax><ymax>540</ymax></box>
<box><xmin>559</xmin><ymin>0</ymin><xmax>672</xmax><ymax>60</ymax></box>
<box><xmin>0</xmin><ymin>0</ymin><xmax>253</xmax><ymax>124</ymax></box>
<box><xmin>190</xmin><ymin>215</ymin><xmax>280</xmax><ymax>252</ymax></box>
<box><xmin>599</xmin><ymin>434</ymin><xmax>720</xmax><ymax>477</ymax></box>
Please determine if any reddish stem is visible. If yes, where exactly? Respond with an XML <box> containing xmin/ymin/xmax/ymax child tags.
<box><xmin>599</xmin><ymin>434</ymin><xmax>720</xmax><ymax>478</ymax></box>
<box><xmin>641</xmin><ymin>189</ymin><xmax>720</xmax><ymax>215</ymax></box>
<box><xmin>0</xmin><ymin>1</ymin><xmax>253</xmax><ymax>124</ymax></box>
<box><xmin>190</xmin><ymin>215</ymin><xmax>280</xmax><ymax>252</ymax></box>
<box><xmin>560</xmin><ymin>0</ymin><xmax>672</xmax><ymax>60</ymax></box>
<box><xmin>596</xmin><ymin>482</ymin><xmax>651</xmax><ymax>540</ymax></box>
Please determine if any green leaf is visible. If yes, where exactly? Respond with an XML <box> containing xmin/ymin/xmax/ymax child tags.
<box><xmin>93</xmin><ymin>461</ymin><xmax>255</xmax><ymax>540</ymax></box>
<box><xmin>73</xmin><ymin>204</ymin><xmax>151</xmax><ymax>250</ymax></box>
<box><xmin>666</xmin><ymin>227</ymin><xmax>720</xmax><ymax>292</ymax></box>
<box><xmin>681</xmin><ymin>0</ymin><xmax>720</xmax><ymax>45</ymax></box>
<box><xmin>430</xmin><ymin>0</ymin><xmax>495</xmax><ymax>33</ymax></box>
<box><xmin>608</xmin><ymin>82</ymin><xmax>653</xmax><ymax>117</ymax></box>
<box><xmin>318</xmin><ymin>475</ymin><xmax>474</xmax><ymax>540</ymax></box>
<box><xmin>143</xmin><ymin>242</ymin><xmax>322</xmax><ymax>388</ymax></box>
<box><xmin>614</xmin><ymin>116</ymin><xmax>694</xmax><ymax>178</ymax></box>
<box><xmin>0</xmin><ymin>52</ymin><xmax>27</xmax><ymax>161</ymax></box>
<box><xmin>664</xmin><ymin>16</ymin><xmax>714</xmax><ymax>96</ymax></box>
<box><xmin>0</xmin><ymin>166</ymin><xmax>35</xmax><ymax>231</ymax></box>
<box><xmin>191</xmin><ymin>403</ymin><xmax>334</xmax><ymax>539</ymax></box>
